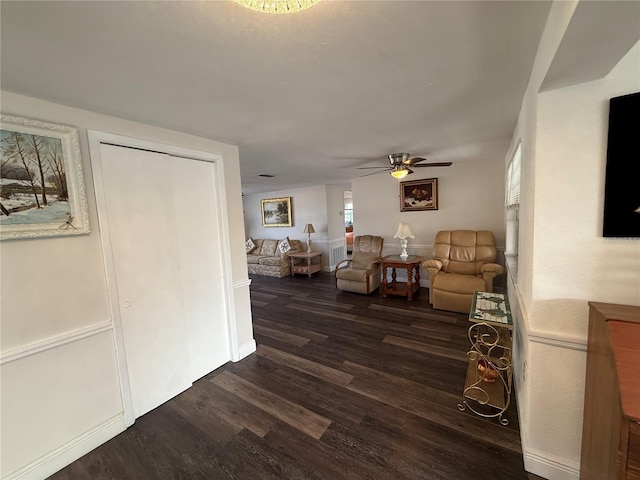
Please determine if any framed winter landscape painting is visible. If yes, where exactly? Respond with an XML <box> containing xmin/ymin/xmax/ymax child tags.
<box><xmin>0</xmin><ymin>115</ymin><xmax>90</xmax><ymax>240</ymax></box>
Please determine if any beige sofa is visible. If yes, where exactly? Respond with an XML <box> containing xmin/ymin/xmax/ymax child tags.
<box><xmin>246</xmin><ymin>238</ymin><xmax>304</xmax><ymax>277</ymax></box>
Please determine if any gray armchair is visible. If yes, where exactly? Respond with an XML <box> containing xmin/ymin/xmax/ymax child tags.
<box><xmin>335</xmin><ymin>235</ymin><xmax>384</xmax><ymax>294</ymax></box>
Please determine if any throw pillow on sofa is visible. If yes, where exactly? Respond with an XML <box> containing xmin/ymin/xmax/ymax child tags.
<box><xmin>260</xmin><ymin>239</ymin><xmax>279</xmax><ymax>256</ymax></box>
<box><xmin>278</xmin><ymin>237</ymin><xmax>292</xmax><ymax>254</ymax></box>
<box><xmin>246</xmin><ymin>237</ymin><xmax>256</xmax><ymax>253</ymax></box>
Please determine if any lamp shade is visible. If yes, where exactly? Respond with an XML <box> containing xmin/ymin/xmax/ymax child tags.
<box><xmin>394</xmin><ymin>222</ymin><xmax>414</xmax><ymax>239</ymax></box>
<box><xmin>303</xmin><ymin>224</ymin><xmax>315</xmax><ymax>234</ymax></box>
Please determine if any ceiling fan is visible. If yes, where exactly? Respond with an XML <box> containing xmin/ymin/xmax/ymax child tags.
<box><xmin>357</xmin><ymin>153</ymin><xmax>452</xmax><ymax>179</ymax></box>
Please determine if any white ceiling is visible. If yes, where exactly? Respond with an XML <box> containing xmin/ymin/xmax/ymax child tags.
<box><xmin>1</xmin><ymin>1</ymin><xmax>553</xmax><ymax>194</ymax></box>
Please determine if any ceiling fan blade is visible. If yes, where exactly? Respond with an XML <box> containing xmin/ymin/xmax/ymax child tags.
<box><xmin>406</xmin><ymin>157</ymin><xmax>427</xmax><ymax>165</ymax></box>
<box><xmin>356</xmin><ymin>166</ymin><xmax>393</xmax><ymax>170</ymax></box>
<box><xmin>359</xmin><ymin>169</ymin><xmax>391</xmax><ymax>177</ymax></box>
<box><xmin>413</xmin><ymin>162</ymin><xmax>453</xmax><ymax>167</ymax></box>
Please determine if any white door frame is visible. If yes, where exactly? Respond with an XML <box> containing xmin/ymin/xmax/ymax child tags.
<box><xmin>87</xmin><ymin>130</ymin><xmax>239</xmax><ymax>426</ymax></box>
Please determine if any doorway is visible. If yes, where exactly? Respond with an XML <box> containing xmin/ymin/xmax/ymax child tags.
<box><xmin>344</xmin><ymin>190</ymin><xmax>353</xmax><ymax>253</ymax></box>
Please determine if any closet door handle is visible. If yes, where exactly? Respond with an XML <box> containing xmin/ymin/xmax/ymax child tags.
<box><xmin>122</xmin><ymin>301</ymin><xmax>131</xmax><ymax>309</ymax></box>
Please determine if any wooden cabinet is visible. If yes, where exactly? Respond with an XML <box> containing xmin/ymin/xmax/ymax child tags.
<box><xmin>581</xmin><ymin>302</ymin><xmax>640</xmax><ymax>479</ymax></box>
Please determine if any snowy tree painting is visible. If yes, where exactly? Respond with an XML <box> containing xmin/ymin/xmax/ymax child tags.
<box><xmin>0</xmin><ymin>115</ymin><xmax>90</xmax><ymax>240</ymax></box>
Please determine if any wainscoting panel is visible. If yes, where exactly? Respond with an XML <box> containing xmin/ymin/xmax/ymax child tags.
<box><xmin>1</xmin><ymin>330</ymin><xmax>123</xmax><ymax>479</ymax></box>
<box><xmin>508</xmin><ymin>278</ymin><xmax>584</xmax><ymax>480</ymax></box>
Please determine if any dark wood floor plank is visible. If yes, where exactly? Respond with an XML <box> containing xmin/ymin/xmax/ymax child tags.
<box><xmin>228</xmin><ymin>355</ymin><xmax>367</xmax><ymax>427</ymax></box>
<box><xmin>182</xmin><ymin>379</ymin><xmax>277</xmax><ymax>438</ymax></box>
<box><xmin>290</xmin><ymin>294</ymin><xmax>355</xmax><ymax>309</ymax></box>
<box><xmin>369</xmin><ymin>302</ymin><xmax>460</xmax><ymax>323</ymax></box>
<box><xmin>169</xmin><ymin>383</ymin><xmax>242</xmax><ymax>443</ymax></box>
<box><xmin>264</xmin><ymin>422</ymin><xmax>385</xmax><ymax>480</ymax></box>
<box><xmin>341</xmin><ymin>359</ymin><xmax>463</xmax><ymax>407</ymax></box>
<box><xmin>356</xmin><ymin>414</ymin><xmax>525</xmax><ymax>480</ymax></box>
<box><xmin>344</xmin><ymin>313</ymin><xmax>454</xmax><ymax>341</ymax></box>
<box><xmin>256</xmin><ymin>343</ymin><xmax>354</xmax><ymax>385</ymax></box>
<box><xmin>250</xmin><ymin>291</ymin><xmax>278</xmax><ymax>300</ymax></box>
<box><xmin>50</xmin><ymin>273</ymin><xmax>533</xmax><ymax>480</ymax></box>
<box><xmin>253</xmin><ymin>316</ymin><xmax>329</xmax><ymax>342</ymax></box>
<box><xmin>252</xmin><ymin>323</ymin><xmax>310</xmax><ymax>347</ymax></box>
<box><xmin>286</xmin><ymin>302</ymin><xmax>357</xmax><ymax>320</ymax></box>
<box><xmin>250</xmin><ymin>299</ymin><xmax>268</xmax><ymax>307</ymax></box>
<box><xmin>383</xmin><ymin>334</ymin><xmax>469</xmax><ymax>361</ymax></box>
<box><xmin>255</xmin><ymin>286</ymin><xmax>307</xmax><ymax>296</ymax></box>
<box><xmin>223</xmin><ymin>428</ymin><xmax>327</xmax><ymax>480</ymax></box>
<box><xmin>303</xmin><ymin>333</ymin><xmax>468</xmax><ymax>395</ymax></box>
<box><xmin>344</xmin><ymin>368</ymin><xmax>523</xmax><ymax>453</ymax></box>
<box><xmin>320</xmin><ymin>421</ymin><xmax>429</xmax><ymax>480</ymax></box>
<box><xmin>212</xmin><ymin>370</ymin><xmax>332</xmax><ymax>440</ymax></box>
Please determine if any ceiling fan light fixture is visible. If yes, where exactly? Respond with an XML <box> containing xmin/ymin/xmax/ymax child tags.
<box><xmin>390</xmin><ymin>166</ymin><xmax>412</xmax><ymax>179</ymax></box>
<box><xmin>233</xmin><ymin>0</ymin><xmax>320</xmax><ymax>14</ymax></box>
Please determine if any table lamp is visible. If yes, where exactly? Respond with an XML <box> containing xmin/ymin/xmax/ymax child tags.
<box><xmin>394</xmin><ymin>222</ymin><xmax>414</xmax><ymax>260</ymax></box>
<box><xmin>303</xmin><ymin>223</ymin><xmax>315</xmax><ymax>252</ymax></box>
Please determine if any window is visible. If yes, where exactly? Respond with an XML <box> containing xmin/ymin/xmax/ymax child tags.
<box><xmin>344</xmin><ymin>208</ymin><xmax>353</xmax><ymax>227</ymax></box>
<box><xmin>344</xmin><ymin>191</ymin><xmax>353</xmax><ymax>227</ymax></box>
<box><xmin>506</xmin><ymin>143</ymin><xmax>521</xmax><ymax>208</ymax></box>
<box><xmin>506</xmin><ymin>143</ymin><xmax>521</xmax><ymax>256</ymax></box>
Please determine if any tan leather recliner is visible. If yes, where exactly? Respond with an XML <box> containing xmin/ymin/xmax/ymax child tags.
<box><xmin>335</xmin><ymin>235</ymin><xmax>384</xmax><ymax>294</ymax></box>
<box><xmin>423</xmin><ymin>230</ymin><xmax>504</xmax><ymax>313</ymax></box>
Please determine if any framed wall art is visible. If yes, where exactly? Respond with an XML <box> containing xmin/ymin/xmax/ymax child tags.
<box><xmin>1</xmin><ymin>114</ymin><xmax>90</xmax><ymax>240</ymax></box>
<box><xmin>400</xmin><ymin>178</ymin><xmax>438</xmax><ymax>212</ymax></box>
<box><xmin>261</xmin><ymin>196</ymin><xmax>292</xmax><ymax>227</ymax></box>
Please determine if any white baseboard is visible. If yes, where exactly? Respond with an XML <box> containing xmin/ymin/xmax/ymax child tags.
<box><xmin>524</xmin><ymin>448</ymin><xmax>580</xmax><ymax>480</ymax></box>
<box><xmin>236</xmin><ymin>339</ymin><xmax>257</xmax><ymax>361</ymax></box>
<box><xmin>4</xmin><ymin>414</ymin><xmax>126</xmax><ymax>480</ymax></box>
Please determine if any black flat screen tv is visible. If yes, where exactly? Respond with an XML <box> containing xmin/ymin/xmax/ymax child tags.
<box><xmin>602</xmin><ymin>91</ymin><xmax>640</xmax><ymax>237</ymax></box>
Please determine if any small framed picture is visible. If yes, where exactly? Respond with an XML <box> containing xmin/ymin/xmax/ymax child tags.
<box><xmin>261</xmin><ymin>196</ymin><xmax>292</xmax><ymax>227</ymax></box>
<box><xmin>400</xmin><ymin>178</ymin><xmax>438</xmax><ymax>212</ymax></box>
<box><xmin>1</xmin><ymin>114</ymin><xmax>90</xmax><ymax>240</ymax></box>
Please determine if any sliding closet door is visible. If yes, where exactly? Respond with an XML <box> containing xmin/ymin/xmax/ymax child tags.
<box><xmin>169</xmin><ymin>156</ymin><xmax>230</xmax><ymax>381</ymax></box>
<box><xmin>99</xmin><ymin>144</ymin><xmax>192</xmax><ymax>418</ymax></box>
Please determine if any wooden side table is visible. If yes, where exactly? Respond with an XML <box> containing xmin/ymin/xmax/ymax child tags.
<box><xmin>288</xmin><ymin>251</ymin><xmax>323</xmax><ymax>278</ymax></box>
<box><xmin>381</xmin><ymin>255</ymin><xmax>423</xmax><ymax>300</ymax></box>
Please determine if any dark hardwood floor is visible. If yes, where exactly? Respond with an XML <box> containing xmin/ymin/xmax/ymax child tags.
<box><xmin>51</xmin><ymin>273</ymin><xmax>542</xmax><ymax>480</ymax></box>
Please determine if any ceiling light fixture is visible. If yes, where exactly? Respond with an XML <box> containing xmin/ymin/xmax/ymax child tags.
<box><xmin>233</xmin><ymin>0</ymin><xmax>320</xmax><ymax>14</ymax></box>
<box><xmin>390</xmin><ymin>165</ymin><xmax>413</xmax><ymax>179</ymax></box>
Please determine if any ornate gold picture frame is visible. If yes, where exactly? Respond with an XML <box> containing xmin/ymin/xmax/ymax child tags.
<box><xmin>261</xmin><ymin>196</ymin><xmax>292</xmax><ymax>227</ymax></box>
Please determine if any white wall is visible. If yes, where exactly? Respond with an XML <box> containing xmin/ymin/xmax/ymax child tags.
<box><xmin>507</xmin><ymin>3</ymin><xmax>640</xmax><ymax>476</ymax></box>
<box><xmin>353</xmin><ymin>158</ymin><xmax>506</xmax><ymax>269</ymax></box>
<box><xmin>533</xmin><ymin>46</ymin><xmax>640</xmax><ymax>332</ymax></box>
<box><xmin>325</xmin><ymin>184</ymin><xmax>350</xmax><ymax>242</ymax></box>
<box><xmin>0</xmin><ymin>91</ymin><xmax>253</xmax><ymax>479</ymax></box>
<box><xmin>244</xmin><ymin>185</ymin><xmax>327</xmax><ymax>242</ymax></box>
<box><xmin>243</xmin><ymin>184</ymin><xmax>350</xmax><ymax>270</ymax></box>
